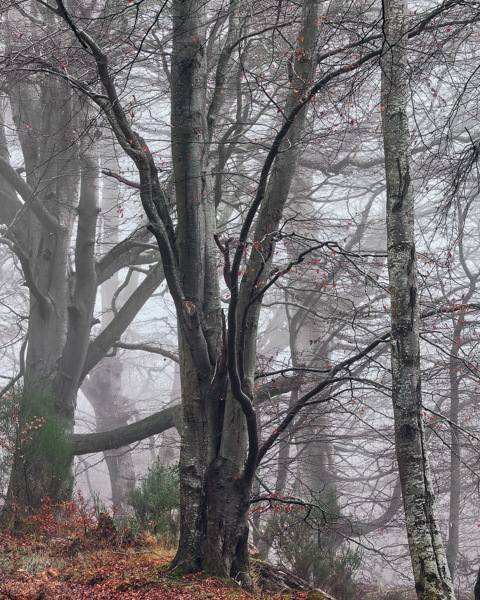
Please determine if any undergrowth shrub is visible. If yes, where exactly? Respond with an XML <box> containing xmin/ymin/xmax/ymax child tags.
<box><xmin>0</xmin><ymin>384</ymin><xmax>73</xmax><ymax>513</ymax></box>
<box><xmin>115</xmin><ymin>517</ymin><xmax>142</xmax><ymax>546</ymax></box>
<box><xmin>5</xmin><ymin>492</ymin><xmax>107</xmax><ymax>547</ymax></box>
<box><xmin>0</xmin><ymin>389</ymin><xmax>21</xmax><ymax>496</ymax></box>
<box><xmin>128</xmin><ymin>460</ymin><xmax>179</xmax><ymax>545</ymax></box>
<box><xmin>3</xmin><ymin>491</ymin><xmax>121</xmax><ymax>554</ymax></box>
<box><xmin>255</xmin><ymin>490</ymin><xmax>362</xmax><ymax>600</ymax></box>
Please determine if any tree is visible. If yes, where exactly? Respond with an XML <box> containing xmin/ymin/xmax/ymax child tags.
<box><xmin>0</xmin><ymin>4</ymin><xmax>165</xmax><ymax>508</ymax></box>
<box><xmin>381</xmin><ymin>0</ymin><xmax>454</xmax><ymax>597</ymax></box>
<box><xmin>81</xmin><ymin>165</ymin><xmax>139</xmax><ymax>514</ymax></box>
<box><xmin>35</xmin><ymin>0</ymin><xmax>381</xmax><ymax>584</ymax></box>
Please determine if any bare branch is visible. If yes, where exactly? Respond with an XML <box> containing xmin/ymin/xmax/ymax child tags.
<box><xmin>72</xmin><ymin>403</ymin><xmax>181</xmax><ymax>455</ymax></box>
<box><xmin>81</xmin><ymin>263</ymin><xmax>164</xmax><ymax>380</ymax></box>
<box><xmin>0</xmin><ymin>156</ymin><xmax>57</xmax><ymax>233</ymax></box>
<box><xmin>113</xmin><ymin>341</ymin><xmax>179</xmax><ymax>363</ymax></box>
<box><xmin>102</xmin><ymin>168</ymin><xmax>141</xmax><ymax>190</ymax></box>
<box><xmin>256</xmin><ymin>332</ymin><xmax>391</xmax><ymax>466</ymax></box>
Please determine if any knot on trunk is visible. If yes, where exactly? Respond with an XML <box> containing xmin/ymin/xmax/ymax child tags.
<box><xmin>182</xmin><ymin>300</ymin><xmax>197</xmax><ymax>329</ymax></box>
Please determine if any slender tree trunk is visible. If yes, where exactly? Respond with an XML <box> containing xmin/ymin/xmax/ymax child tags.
<box><xmin>82</xmin><ymin>167</ymin><xmax>137</xmax><ymax>514</ymax></box>
<box><xmin>381</xmin><ymin>0</ymin><xmax>454</xmax><ymax>597</ymax></box>
<box><xmin>82</xmin><ymin>363</ymin><xmax>136</xmax><ymax>514</ymax></box>
<box><xmin>446</xmin><ymin>214</ymin><xmax>474</xmax><ymax>580</ymax></box>
<box><xmin>446</xmin><ymin>323</ymin><xmax>462</xmax><ymax>581</ymax></box>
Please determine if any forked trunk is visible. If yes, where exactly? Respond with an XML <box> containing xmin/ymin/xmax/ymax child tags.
<box><xmin>174</xmin><ymin>453</ymin><xmax>251</xmax><ymax>582</ymax></box>
<box><xmin>171</xmin><ymin>336</ymin><xmax>253</xmax><ymax>587</ymax></box>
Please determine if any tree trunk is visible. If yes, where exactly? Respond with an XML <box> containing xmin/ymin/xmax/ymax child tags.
<box><xmin>446</xmin><ymin>323</ymin><xmax>462</xmax><ymax>581</ymax></box>
<box><xmin>475</xmin><ymin>568</ymin><xmax>480</xmax><ymax>600</ymax></box>
<box><xmin>167</xmin><ymin>0</ymin><xmax>253</xmax><ymax>583</ymax></box>
<box><xmin>171</xmin><ymin>333</ymin><xmax>251</xmax><ymax>582</ymax></box>
<box><xmin>171</xmin><ymin>0</ymin><xmax>322</xmax><ymax>584</ymax></box>
<box><xmin>381</xmin><ymin>0</ymin><xmax>454</xmax><ymax>597</ymax></box>
<box><xmin>1</xmin><ymin>6</ymin><xmax>165</xmax><ymax>513</ymax></box>
<box><xmin>446</xmin><ymin>215</ymin><xmax>475</xmax><ymax>580</ymax></box>
<box><xmin>3</xmin><ymin>68</ymin><xmax>84</xmax><ymax>509</ymax></box>
<box><xmin>48</xmin><ymin>0</ymin><xmax>320</xmax><ymax>584</ymax></box>
<box><xmin>82</xmin><ymin>362</ymin><xmax>136</xmax><ymax>515</ymax></box>
<box><xmin>82</xmin><ymin>178</ymin><xmax>138</xmax><ymax>514</ymax></box>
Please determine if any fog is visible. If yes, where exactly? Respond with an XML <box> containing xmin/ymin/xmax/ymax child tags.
<box><xmin>0</xmin><ymin>0</ymin><xmax>480</xmax><ymax>598</ymax></box>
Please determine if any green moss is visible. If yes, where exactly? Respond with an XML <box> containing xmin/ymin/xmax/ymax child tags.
<box><xmin>415</xmin><ymin>575</ymin><xmax>447</xmax><ymax>600</ymax></box>
<box><xmin>21</xmin><ymin>385</ymin><xmax>73</xmax><ymax>483</ymax></box>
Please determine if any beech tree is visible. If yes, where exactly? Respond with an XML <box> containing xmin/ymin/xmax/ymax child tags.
<box><xmin>0</xmin><ymin>5</ymin><xmax>165</xmax><ymax>508</ymax></box>
<box><xmin>28</xmin><ymin>0</ymin><xmax>385</xmax><ymax>584</ymax></box>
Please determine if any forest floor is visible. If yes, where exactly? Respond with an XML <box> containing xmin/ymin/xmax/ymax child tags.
<box><xmin>0</xmin><ymin>530</ymin><xmax>332</xmax><ymax>600</ymax></box>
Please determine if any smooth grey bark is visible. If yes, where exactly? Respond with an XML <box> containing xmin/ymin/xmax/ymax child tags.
<box><xmin>96</xmin><ymin>226</ymin><xmax>158</xmax><ymax>285</ymax></box>
<box><xmin>52</xmin><ymin>143</ymin><xmax>99</xmax><ymax>423</ymax></box>
<box><xmin>446</xmin><ymin>216</ymin><xmax>477</xmax><ymax>580</ymax></box>
<box><xmin>446</xmin><ymin>340</ymin><xmax>460</xmax><ymax>581</ymax></box>
<box><xmin>81</xmin><ymin>160</ymin><xmax>140</xmax><ymax>513</ymax></box>
<box><xmin>83</xmin><ymin>372</ymin><xmax>136</xmax><ymax>513</ymax></box>
<box><xmin>7</xmin><ymin>133</ymin><xmax>98</xmax><ymax>505</ymax></box>
<box><xmin>0</xmin><ymin>36</ymin><xmax>89</xmax><ymax>505</ymax></box>
<box><xmin>166</xmin><ymin>0</ymin><xmax>253</xmax><ymax>581</ymax></box>
<box><xmin>83</xmin><ymin>329</ymin><xmax>137</xmax><ymax>513</ymax></box>
<box><xmin>80</xmin><ymin>263</ymin><xmax>164</xmax><ymax>382</ymax></box>
<box><xmin>0</xmin><ymin>37</ymin><xmax>162</xmax><ymax>510</ymax></box>
<box><xmin>381</xmin><ymin>0</ymin><xmax>454</xmax><ymax>597</ymax></box>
